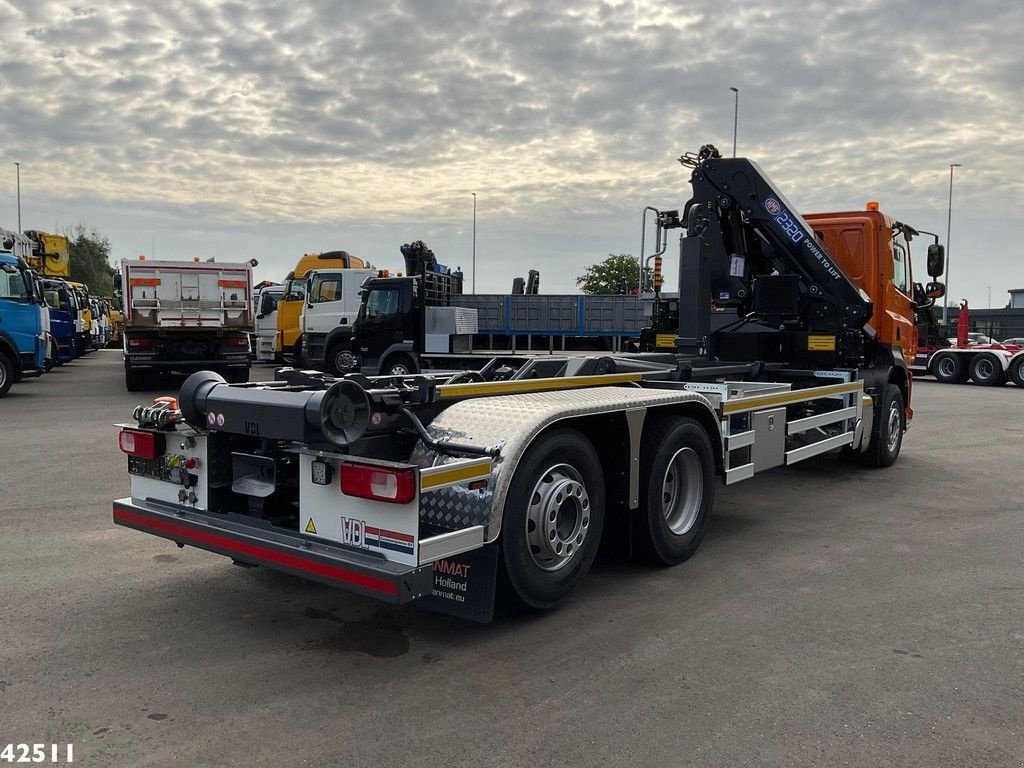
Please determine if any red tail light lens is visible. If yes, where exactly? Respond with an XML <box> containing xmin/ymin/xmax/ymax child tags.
<box><xmin>127</xmin><ymin>338</ymin><xmax>155</xmax><ymax>349</ymax></box>
<box><xmin>226</xmin><ymin>336</ymin><xmax>248</xmax><ymax>347</ymax></box>
<box><xmin>118</xmin><ymin>428</ymin><xmax>163</xmax><ymax>460</ymax></box>
<box><xmin>340</xmin><ymin>462</ymin><xmax>415</xmax><ymax>504</ymax></box>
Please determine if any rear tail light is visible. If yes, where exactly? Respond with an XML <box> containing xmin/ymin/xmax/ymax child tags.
<box><xmin>127</xmin><ymin>338</ymin><xmax>155</xmax><ymax>349</ymax></box>
<box><xmin>340</xmin><ymin>462</ymin><xmax>415</xmax><ymax>504</ymax></box>
<box><xmin>226</xmin><ymin>336</ymin><xmax>248</xmax><ymax>347</ymax></box>
<box><xmin>118</xmin><ymin>428</ymin><xmax>164</xmax><ymax>460</ymax></box>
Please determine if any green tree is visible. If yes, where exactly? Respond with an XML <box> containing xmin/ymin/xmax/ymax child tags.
<box><xmin>576</xmin><ymin>253</ymin><xmax>651</xmax><ymax>295</ymax></box>
<box><xmin>68</xmin><ymin>225</ymin><xmax>117</xmax><ymax>297</ymax></box>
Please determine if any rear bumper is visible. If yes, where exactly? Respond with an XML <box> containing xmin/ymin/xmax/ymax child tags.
<box><xmin>124</xmin><ymin>357</ymin><xmax>250</xmax><ymax>371</ymax></box>
<box><xmin>113</xmin><ymin>498</ymin><xmax>434</xmax><ymax>603</ymax></box>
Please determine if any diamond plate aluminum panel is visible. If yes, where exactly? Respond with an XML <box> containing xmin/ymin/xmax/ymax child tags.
<box><xmin>411</xmin><ymin>386</ymin><xmax>713</xmax><ymax>543</ymax></box>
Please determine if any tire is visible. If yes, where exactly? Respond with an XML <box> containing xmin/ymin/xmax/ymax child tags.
<box><xmin>0</xmin><ymin>353</ymin><xmax>13</xmax><ymax>397</ymax></box>
<box><xmin>632</xmin><ymin>416</ymin><xmax>715</xmax><ymax>566</ymax></box>
<box><xmin>327</xmin><ymin>343</ymin><xmax>357</xmax><ymax>376</ymax></box>
<box><xmin>125</xmin><ymin>369</ymin><xmax>146</xmax><ymax>392</ymax></box>
<box><xmin>862</xmin><ymin>384</ymin><xmax>904</xmax><ymax>468</ymax></box>
<box><xmin>969</xmin><ymin>353</ymin><xmax>1004</xmax><ymax>386</ymax></box>
<box><xmin>499</xmin><ymin>429</ymin><xmax>605</xmax><ymax>609</ymax></box>
<box><xmin>1009</xmin><ymin>357</ymin><xmax>1024</xmax><ymax>388</ymax></box>
<box><xmin>380</xmin><ymin>354</ymin><xmax>417</xmax><ymax>376</ymax></box>
<box><xmin>932</xmin><ymin>352</ymin><xmax>965</xmax><ymax>384</ymax></box>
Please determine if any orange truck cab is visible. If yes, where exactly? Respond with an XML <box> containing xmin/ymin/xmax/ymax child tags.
<box><xmin>805</xmin><ymin>205</ymin><xmax>921</xmax><ymax>394</ymax></box>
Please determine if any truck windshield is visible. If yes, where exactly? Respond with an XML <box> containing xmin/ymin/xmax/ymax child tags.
<box><xmin>283</xmin><ymin>278</ymin><xmax>305</xmax><ymax>301</ymax></box>
<box><xmin>260</xmin><ymin>292</ymin><xmax>280</xmax><ymax>315</ymax></box>
<box><xmin>0</xmin><ymin>265</ymin><xmax>31</xmax><ymax>301</ymax></box>
<box><xmin>361</xmin><ymin>287</ymin><xmax>400</xmax><ymax>319</ymax></box>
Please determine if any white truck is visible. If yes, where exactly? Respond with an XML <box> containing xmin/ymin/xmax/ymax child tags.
<box><xmin>300</xmin><ymin>267</ymin><xmax>376</xmax><ymax>374</ymax></box>
<box><xmin>253</xmin><ymin>283</ymin><xmax>284</xmax><ymax>363</ymax></box>
<box><xmin>121</xmin><ymin>258</ymin><xmax>255</xmax><ymax>391</ymax></box>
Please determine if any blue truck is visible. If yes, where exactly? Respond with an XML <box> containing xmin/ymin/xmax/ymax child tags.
<box><xmin>0</xmin><ymin>239</ymin><xmax>48</xmax><ymax>397</ymax></box>
<box><xmin>42</xmin><ymin>278</ymin><xmax>78</xmax><ymax>365</ymax></box>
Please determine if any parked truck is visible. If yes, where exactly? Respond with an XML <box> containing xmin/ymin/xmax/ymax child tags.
<box><xmin>911</xmin><ymin>301</ymin><xmax>1024</xmax><ymax>387</ymax></box>
<box><xmin>120</xmin><ymin>258</ymin><xmax>255</xmax><ymax>391</ymax></box>
<box><xmin>113</xmin><ymin>145</ymin><xmax>945</xmax><ymax>621</ymax></box>
<box><xmin>0</xmin><ymin>231</ymin><xmax>48</xmax><ymax>396</ymax></box>
<box><xmin>252</xmin><ymin>282</ymin><xmax>284</xmax><ymax>363</ymax></box>
<box><xmin>41</xmin><ymin>278</ymin><xmax>78</xmax><ymax>365</ymax></box>
<box><xmin>301</xmin><ymin>267</ymin><xmax>377</xmax><ymax>374</ymax></box>
<box><xmin>275</xmin><ymin>251</ymin><xmax>366</xmax><ymax>365</ymax></box>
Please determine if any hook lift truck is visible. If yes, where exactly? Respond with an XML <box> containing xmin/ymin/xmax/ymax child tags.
<box><xmin>113</xmin><ymin>146</ymin><xmax>946</xmax><ymax>622</ymax></box>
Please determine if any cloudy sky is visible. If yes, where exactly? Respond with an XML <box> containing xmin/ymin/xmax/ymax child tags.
<box><xmin>2</xmin><ymin>0</ymin><xmax>1022</xmax><ymax>310</ymax></box>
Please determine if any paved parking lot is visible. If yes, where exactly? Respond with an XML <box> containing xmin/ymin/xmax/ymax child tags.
<box><xmin>2</xmin><ymin>351</ymin><xmax>1023</xmax><ymax>768</ymax></box>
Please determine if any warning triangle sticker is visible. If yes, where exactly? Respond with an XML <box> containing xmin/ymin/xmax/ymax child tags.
<box><xmin>304</xmin><ymin>518</ymin><xmax>317</xmax><ymax>535</ymax></box>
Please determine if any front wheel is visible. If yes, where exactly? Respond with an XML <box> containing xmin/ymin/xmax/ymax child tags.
<box><xmin>0</xmin><ymin>354</ymin><xmax>13</xmax><ymax>397</ymax></box>
<box><xmin>327</xmin><ymin>343</ymin><xmax>357</xmax><ymax>376</ymax></box>
<box><xmin>632</xmin><ymin>416</ymin><xmax>715</xmax><ymax>566</ymax></box>
<box><xmin>499</xmin><ymin>429</ymin><xmax>605</xmax><ymax>610</ymax></box>
<box><xmin>862</xmin><ymin>384</ymin><xmax>904</xmax><ymax>468</ymax></box>
<box><xmin>380</xmin><ymin>354</ymin><xmax>417</xmax><ymax>376</ymax></box>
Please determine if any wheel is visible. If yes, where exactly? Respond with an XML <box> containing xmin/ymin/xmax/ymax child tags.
<box><xmin>446</xmin><ymin>370</ymin><xmax>486</xmax><ymax>384</ymax></box>
<box><xmin>969</xmin><ymin>353</ymin><xmax>1004</xmax><ymax>386</ymax></box>
<box><xmin>125</xmin><ymin>369</ymin><xmax>146</xmax><ymax>392</ymax></box>
<box><xmin>380</xmin><ymin>354</ymin><xmax>417</xmax><ymax>376</ymax></box>
<box><xmin>0</xmin><ymin>354</ymin><xmax>13</xmax><ymax>397</ymax></box>
<box><xmin>931</xmin><ymin>352</ymin><xmax>965</xmax><ymax>384</ymax></box>
<box><xmin>1009</xmin><ymin>357</ymin><xmax>1024</xmax><ymax>388</ymax></box>
<box><xmin>632</xmin><ymin>416</ymin><xmax>715</xmax><ymax>565</ymax></box>
<box><xmin>862</xmin><ymin>384</ymin><xmax>904</xmax><ymax>468</ymax></box>
<box><xmin>327</xmin><ymin>343</ymin><xmax>357</xmax><ymax>376</ymax></box>
<box><xmin>499</xmin><ymin>429</ymin><xmax>605</xmax><ymax>609</ymax></box>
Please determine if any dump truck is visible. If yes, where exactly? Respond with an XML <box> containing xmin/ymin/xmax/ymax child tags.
<box><xmin>113</xmin><ymin>145</ymin><xmax>945</xmax><ymax>621</ymax></box>
<box><xmin>121</xmin><ymin>258</ymin><xmax>255</xmax><ymax>391</ymax></box>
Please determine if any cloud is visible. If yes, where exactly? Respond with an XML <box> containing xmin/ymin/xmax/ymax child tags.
<box><xmin>0</xmin><ymin>0</ymin><xmax>1021</xmax><ymax>304</ymax></box>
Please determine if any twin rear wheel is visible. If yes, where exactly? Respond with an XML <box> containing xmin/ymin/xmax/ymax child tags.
<box><xmin>500</xmin><ymin>418</ymin><xmax>715</xmax><ymax>610</ymax></box>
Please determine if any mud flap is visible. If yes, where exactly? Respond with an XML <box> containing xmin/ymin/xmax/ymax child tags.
<box><xmin>418</xmin><ymin>543</ymin><xmax>499</xmax><ymax>623</ymax></box>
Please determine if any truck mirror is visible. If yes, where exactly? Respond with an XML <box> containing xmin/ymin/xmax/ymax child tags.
<box><xmin>925</xmin><ymin>281</ymin><xmax>945</xmax><ymax>300</ymax></box>
<box><xmin>927</xmin><ymin>243</ymin><xmax>944</xmax><ymax>277</ymax></box>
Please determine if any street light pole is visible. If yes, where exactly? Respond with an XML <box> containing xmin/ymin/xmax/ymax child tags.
<box><xmin>729</xmin><ymin>87</ymin><xmax>739</xmax><ymax>157</ymax></box>
<box><xmin>14</xmin><ymin>161</ymin><xmax>21</xmax><ymax>233</ymax></box>
<box><xmin>942</xmin><ymin>162</ymin><xmax>962</xmax><ymax>329</ymax></box>
<box><xmin>471</xmin><ymin>192</ymin><xmax>477</xmax><ymax>293</ymax></box>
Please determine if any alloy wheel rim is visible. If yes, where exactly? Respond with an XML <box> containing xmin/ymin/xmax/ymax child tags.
<box><xmin>525</xmin><ymin>463</ymin><xmax>590</xmax><ymax>572</ymax></box>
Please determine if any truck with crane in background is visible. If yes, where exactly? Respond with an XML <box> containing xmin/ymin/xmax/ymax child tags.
<box><xmin>112</xmin><ymin>144</ymin><xmax>947</xmax><ymax>621</ymax></box>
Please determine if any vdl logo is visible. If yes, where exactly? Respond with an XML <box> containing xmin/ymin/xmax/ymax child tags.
<box><xmin>764</xmin><ymin>197</ymin><xmax>782</xmax><ymax>216</ymax></box>
<box><xmin>341</xmin><ymin>516</ymin><xmax>366</xmax><ymax>547</ymax></box>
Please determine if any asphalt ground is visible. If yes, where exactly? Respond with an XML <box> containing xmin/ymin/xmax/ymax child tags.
<box><xmin>2</xmin><ymin>351</ymin><xmax>1023</xmax><ymax>768</ymax></box>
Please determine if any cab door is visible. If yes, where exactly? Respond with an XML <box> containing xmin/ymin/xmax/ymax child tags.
<box><xmin>887</xmin><ymin>232</ymin><xmax>918</xmax><ymax>364</ymax></box>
